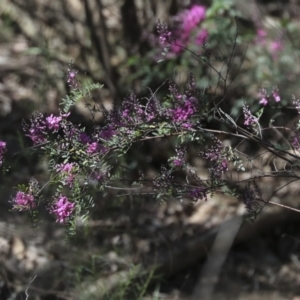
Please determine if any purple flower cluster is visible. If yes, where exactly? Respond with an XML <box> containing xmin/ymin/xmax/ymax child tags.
<box><xmin>100</xmin><ymin>126</ymin><xmax>115</xmax><ymax>140</ymax></box>
<box><xmin>79</xmin><ymin>132</ymin><xmax>91</xmax><ymax>144</ymax></box>
<box><xmin>157</xmin><ymin>5</ymin><xmax>207</xmax><ymax>55</ymax></box>
<box><xmin>24</xmin><ymin>112</ymin><xmax>47</xmax><ymax>145</ymax></box>
<box><xmin>255</xmin><ymin>28</ymin><xmax>283</xmax><ymax>61</ymax></box>
<box><xmin>168</xmin><ymin>78</ymin><xmax>200</xmax><ymax>128</ymax></box>
<box><xmin>0</xmin><ymin>141</ymin><xmax>6</xmax><ymax>166</ymax></box>
<box><xmin>50</xmin><ymin>195</ymin><xmax>75</xmax><ymax>223</ymax></box>
<box><xmin>121</xmin><ymin>91</ymin><xmax>146</xmax><ymax>124</ymax></box>
<box><xmin>157</xmin><ymin>20</ymin><xmax>172</xmax><ymax>45</ymax></box>
<box><xmin>189</xmin><ymin>187</ymin><xmax>207</xmax><ymax>201</ymax></box>
<box><xmin>67</xmin><ymin>66</ymin><xmax>79</xmax><ymax>90</ymax></box>
<box><xmin>46</xmin><ymin>115</ymin><xmax>63</xmax><ymax>131</ymax></box>
<box><xmin>171</xmin><ymin>96</ymin><xmax>197</xmax><ymax>123</ymax></box>
<box><xmin>145</xmin><ymin>95</ymin><xmax>161</xmax><ymax>121</ymax></box>
<box><xmin>258</xmin><ymin>87</ymin><xmax>281</xmax><ymax>106</ymax></box>
<box><xmin>200</xmin><ymin>137</ymin><xmax>228</xmax><ymax>179</ymax></box>
<box><xmin>243</xmin><ymin>181</ymin><xmax>262</xmax><ymax>217</ymax></box>
<box><xmin>172</xmin><ymin>5</ymin><xmax>207</xmax><ymax>53</ymax></box>
<box><xmin>291</xmin><ymin>134</ymin><xmax>300</xmax><ymax>150</ymax></box>
<box><xmin>172</xmin><ymin>146</ymin><xmax>187</xmax><ymax>167</ymax></box>
<box><xmin>13</xmin><ymin>191</ymin><xmax>35</xmax><ymax>211</ymax></box>
<box><xmin>177</xmin><ymin>5</ymin><xmax>206</xmax><ymax>39</ymax></box>
<box><xmin>243</xmin><ymin>105</ymin><xmax>258</xmax><ymax>127</ymax></box>
<box><xmin>25</xmin><ymin>111</ymin><xmax>70</xmax><ymax>145</ymax></box>
<box><xmin>87</xmin><ymin>142</ymin><xmax>100</xmax><ymax>154</ymax></box>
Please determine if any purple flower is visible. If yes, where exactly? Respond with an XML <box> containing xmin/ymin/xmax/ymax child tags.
<box><xmin>13</xmin><ymin>191</ymin><xmax>35</xmax><ymax>211</ymax></box>
<box><xmin>243</xmin><ymin>182</ymin><xmax>262</xmax><ymax>216</ymax></box>
<box><xmin>157</xmin><ymin>20</ymin><xmax>172</xmax><ymax>44</ymax></box>
<box><xmin>256</xmin><ymin>28</ymin><xmax>267</xmax><ymax>45</ymax></box>
<box><xmin>200</xmin><ymin>138</ymin><xmax>228</xmax><ymax>179</ymax></box>
<box><xmin>79</xmin><ymin>132</ymin><xmax>91</xmax><ymax>144</ymax></box>
<box><xmin>56</xmin><ymin>163</ymin><xmax>74</xmax><ymax>173</ymax></box>
<box><xmin>0</xmin><ymin>141</ymin><xmax>6</xmax><ymax>152</ymax></box>
<box><xmin>67</xmin><ymin>67</ymin><xmax>79</xmax><ymax>90</ymax></box>
<box><xmin>291</xmin><ymin>133</ymin><xmax>300</xmax><ymax>149</ymax></box>
<box><xmin>258</xmin><ymin>87</ymin><xmax>280</xmax><ymax>105</ymax></box>
<box><xmin>100</xmin><ymin>126</ymin><xmax>115</xmax><ymax>140</ymax></box>
<box><xmin>28</xmin><ymin>127</ymin><xmax>46</xmax><ymax>144</ymax></box>
<box><xmin>171</xmin><ymin>146</ymin><xmax>187</xmax><ymax>167</ymax></box>
<box><xmin>255</xmin><ymin>28</ymin><xmax>283</xmax><ymax>60</ymax></box>
<box><xmin>145</xmin><ymin>95</ymin><xmax>161</xmax><ymax>121</ymax></box>
<box><xmin>50</xmin><ymin>195</ymin><xmax>75</xmax><ymax>223</ymax></box>
<box><xmin>181</xmin><ymin>122</ymin><xmax>192</xmax><ymax>129</ymax></box>
<box><xmin>272</xmin><ymin>87</ymin><xmax>280</xmax><ymax>102</ymax></box>
<box><xmin>121</xmin><ymin>92</ymin><xmax>145</xmax><ymax>123</ymax></box>
<box><xmin>189</xmin><ymin>187</ymin><xmax>207</xmax><ymax>201</ymax></box>
<box><xmin>46</xmin><ymin>114</ymin><xmax>62</xmax><ymax>131</ymax></box>
<box><xmin>90</xmin><ymin>170</ymin><xmax>109</xmax><ymax>182</ymax></box>
<box><xmin>258</xmin><ymin>88</ymin><xmax>269</xmax><ymax>106</ymax></box>
<box><xmin>173</xmin><ymin>159</ymin><xmax>182</xmax><ymax>166</ymax></box>
<box><xmin>169</xmin><ymin>81</ymin><xmax>183</xmax><ymax>100</ymax></box>
<box><xmin>180</xmin><ymin>5</ymin><xmax>206</xmax><ymax>37</ymax></box>
<box><xmin>87</xmin><ymin>142</ymin><xmax>100</xmax><ymax>154</ymax></box>
<box><xmin>221</xmin><ymin>159</ymin><xmax>228</xmax><ymax>171</ymax></box>
<box><xmin>243</xmin><ymin>105</ymin><xmax>258</xmax><ymax>127</ymax></box>
<box><xmin>171</xmin><ymin>96</ymin><xmax>197</xmax><ymax>123</ymax></box>
<box><xmin>170</xmin><ymin>5</ymin><xmax>207</xmax><ymax>53</ymax></box>
<box><xmin>0</xmin><ymin>141</ymin><xmax>6</xmax><ymax>166</ymax></box>
<box><xmin>24</xmin><ymin>112</ymin><xmax>47</xmax><ymax>145</ymax></box>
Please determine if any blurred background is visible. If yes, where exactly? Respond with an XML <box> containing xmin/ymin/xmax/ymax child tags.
<box><xmin>1</xmin><ymin>0</ymin><xmax>300</xmax><ymax>299</ymax></box>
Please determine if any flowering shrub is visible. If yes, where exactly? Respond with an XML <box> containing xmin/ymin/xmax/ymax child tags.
<box><xmin>2</xmin><ymin>6</ymin><xmax>300</xmax><ymax>235</ymax></box>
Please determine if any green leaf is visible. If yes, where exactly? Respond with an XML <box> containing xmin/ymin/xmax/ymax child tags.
<box><xmin>255</xmin><ymin>107</ymin><xmax>264</xmax><ymax>119</ymax></box>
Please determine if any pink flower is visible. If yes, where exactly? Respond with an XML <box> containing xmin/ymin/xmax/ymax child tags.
<box><xmin>56</xmin><ymin>163</ymin><xmax>74</xmax><ymax>173</ymax></box>
<box><xmin>50</xmin><ymin>196</ymin><xmax>75</xmax><ymax>223</ymax></box>
<box><xmin>46</xmin><ymin>114</ymin><xmax>62</xmax><ymax>131</ymax></box>
<box><xmin>169</xmin><ymin>5</ymin><xmax>207</xmax><ymax>54</ymax></box>
<box><xmin>258</xmin><ymin>88</ymin><xmax>269</xmax><ymax>106</ymax></box>
<box><xmin>256</xmin><ymin>28</ymin><xmax>267</xmax><ymax>45</ymax></box>
<box><xmin>13</xmin><ymin>191</ymin><xmax>35</xmax><ymax>211</ymax></box>
<box><xmin>46</xmin><ymin>112</ymin><xmax>70</xmax><ymax>131</ymax></box>
<box><xmin>272</xmin><ymin>87</ymin><xmax>281</xmax><ymax>102</ymax></box>
<box><xmin>173</xmin><ymin>158</ymin><xmax>183</xmax><ymax>166</ymax></box>
<box><xmin>180</xmin><ymin>5</ymin><xmax>206</xmax><ymax>37</ymax></box>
